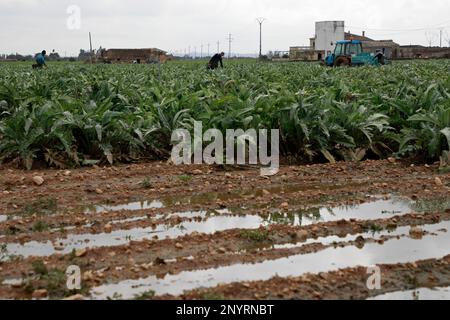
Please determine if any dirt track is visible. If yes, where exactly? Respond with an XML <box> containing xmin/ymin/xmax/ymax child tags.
<box><xmin>0</xmin><ymin>159</ymin><xmax>449</xmax><ymax>300</ymax></box>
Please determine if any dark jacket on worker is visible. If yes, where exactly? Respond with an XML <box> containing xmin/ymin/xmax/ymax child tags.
<box><xmin>208</xmin><ymin>54</ymin><xmax>223</xmax><ymax>69</ymax></box>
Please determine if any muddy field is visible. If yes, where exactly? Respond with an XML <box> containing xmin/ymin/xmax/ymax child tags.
<box><xmin>0</xmin><ymin>159</ymin><xmax>450</xmax><ymax>300</ymax></box>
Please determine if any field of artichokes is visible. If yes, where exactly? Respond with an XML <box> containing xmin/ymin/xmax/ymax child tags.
<box><xmin>0</xmin><ymin>60</ymin><xmax>449</xmax><ymax>169</ymax></box>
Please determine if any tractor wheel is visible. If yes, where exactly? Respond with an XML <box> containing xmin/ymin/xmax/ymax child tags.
<box><xmin>334</xmin><ymin>57</ymin><xmax>351</xmax><ymax>67</ymax></box>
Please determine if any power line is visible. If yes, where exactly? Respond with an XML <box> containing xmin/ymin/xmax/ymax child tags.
<box><xmin>347</xmin><ymin>19</ymin><xmax>450</xmax><ymax>32</ymax></box>
<box><xmin>256</xmin><ymin>17</ymin><xmax>266</xmax><ymax>58</ymax></box>
<box><xmin>226</xmin><ymin>34</ymin><xmax>234</xmax><ymax>59</ymax></box>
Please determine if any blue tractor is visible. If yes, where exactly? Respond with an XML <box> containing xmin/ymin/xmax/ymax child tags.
<box><xmin>325</xmin><ymin>40</ymin><xmax>388</xmax><ymax>67</ymax></box>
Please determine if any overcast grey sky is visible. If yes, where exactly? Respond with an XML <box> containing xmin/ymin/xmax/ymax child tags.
<box><xmin>1</xmin><ymin>0</ymin><xmax>450</xmax><ymax>56</ymax></box>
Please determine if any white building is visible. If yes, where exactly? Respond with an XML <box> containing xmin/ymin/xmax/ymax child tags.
<box><xmin>314</xmin><ymin>21</ymin><xmax>345</xmax><ymax>54</ymax></box>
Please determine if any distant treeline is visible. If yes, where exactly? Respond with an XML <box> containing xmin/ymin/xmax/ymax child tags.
<box><xmin>0</xmin><ymin>49</ymin><xmax>93</xmax><ymax>62</ymax></box>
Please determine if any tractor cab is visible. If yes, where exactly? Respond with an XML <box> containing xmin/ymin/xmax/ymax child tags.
<box><xmin>325</xmin><ymin>40</ymin><xmax>387</xmax><ymax>67</ymax></box>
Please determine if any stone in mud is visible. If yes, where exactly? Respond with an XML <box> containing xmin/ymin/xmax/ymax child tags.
<box><xmin>435</xmin><ymin>177</ymin><xmax>444</xmax><ymax>187</ymax></box>
<box><xmin>280</xmin><ymin>202</ymin><xmax>289</xmax><ymax>210</ymax></box>
<box><xmin>95</xmin><ymin>188</ymin><xmax>104</xmax><ymax>194</ymax></box>
<box><xmin>83</xmin><ymin>271</ymin><xmax>94</xmax><ymax>281</ymax></box>
<box><xmin>410</xmin><ymin>227</ymin><xmax>424</xmax><ymax>239</ymax></box>
<box><xmin>175</xmin><ymin>243</ymin><xmax>183</xmax><ymax>249</ymax></box>
<box><xmin>53</xmin><ymin>242</ymin><xmax>65</xmax><ymax>251</ymax></box>
<box><xmin>104</xmin><ymin>223</ymin><xmax>113</xmax><ymax>233</ymax></box>
<box><xmin>193</xmin><ymin>170</ymin><xmax>203</xmax><ymax>175</ymax></box>
<box><xmin>32</xmin><ymin>289</ymin><xmax>48</xmax><ymax>299</ymax></box>
<box><xmin>32</xmin><ymin>176</ymin><xmax>45</xmax><ymax>186</ymax></box>
<box><xmin>295</xmin><ymin>230</ymin><xmax>308</xmax><ymax>242</ymax></box>
<box><xmin>218</xmin><ymin>247</ymin><xmax>227</xmax><ymax>254</ymax></box>
<box><xmin>355</xmin><ymin>236</ymin><xmax>366</xmax><ymax>249</ymax></box>
<box><xmin>75</xmin><ymin>248</ymin><xmax>88</xmax><ymax>257</ymax></box>
<box><xmin>388</xmin><ymin>157</ymin><xmax>396</xmax><ymax>164</ymax></box>
<box><xmin>63</xmin><ymin>294</ymin><xmax>85</xmax><ymax>300</ymax></box>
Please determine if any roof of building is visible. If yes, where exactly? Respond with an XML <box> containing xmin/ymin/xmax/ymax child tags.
<box><xmin>106</xmin><ymin>48</ymin><xmax>167</xmax><ymax>54</ymax></box>
<box><xmin>345</xmin><ymin>32</ymin><xmax>374</xmax><ymax>41</ymax></box>
<box><xmin>337</xmin><ymin>40</ymin><xmax>362</xmax><ymax>44</ymax></box>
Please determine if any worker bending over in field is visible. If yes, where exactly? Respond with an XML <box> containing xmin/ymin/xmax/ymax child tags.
<box><xmin>32</xmin><ymin>50</ymin><xmax>47</xmax><ymax>69</ymax></box>
<box><xmin>207</xmin><ymin>52</ymin><xmax>225</xmax><ymax>70</ymax></box>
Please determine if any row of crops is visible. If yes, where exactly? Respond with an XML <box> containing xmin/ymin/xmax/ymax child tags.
<box><xmin>0</xmin><ymin>60</ymin><xmax>449</xmax><ymax>169</ymax></box>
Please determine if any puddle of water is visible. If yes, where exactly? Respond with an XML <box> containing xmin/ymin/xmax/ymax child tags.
<box><xmin>5</xmin><ymin>215</ymin><xmax>267</xmax><ymax>257</ymax></box>
<box><xmin>1</xmin><ymin>197</ymin><xmax>434</xmax><ymax>258</ymax></box>
<box><xmin>79</xmin><ymin>182</ymin><xmax>344</xmax><ymax>216</ymax></box>
<box><xmin>271</xmin><ymin>198</ymin><xmax>417</xmax><ymax>227</ymax></box>
<box><xmin>110</xmin><ymin>209</ymin><xmax>231</xmax><ymax>226</ymax></box>
<box><xmin>368</xmin><ymin>287</ymin><xmax>450</xmax><ymax>300</ymax></box>
<box><xmin>1</xmin><ymin>278</ymin><xmax>25</xmax><ymax>286</ymax></box>
<box><xmin>84</xmin><ymin>200</ymin><xmax>165</xmax><ymax>214</ymax></box>
<box><xmin>91</xmin><ymin>221</ymin><xmax>450</xmax><ymax>299</ymax></box>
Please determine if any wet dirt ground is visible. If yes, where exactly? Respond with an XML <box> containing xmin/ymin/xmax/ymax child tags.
<box><xmin>0</xmin><ymin>159</ymin><xmax>449</xmax><ymax>300</ymax></box>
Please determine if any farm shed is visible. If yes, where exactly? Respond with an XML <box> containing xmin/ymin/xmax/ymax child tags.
<box><xmin>289</xmin><ymin>47</ymin><xmax>324</xmax><ymax>61</ymax></box>
<box><xmin>100</xmin><ymin>48</ymin><xmax>171</xmax><ymax>64</ymax></box>
<box><xmin>345</xmin><ymin>32</ymin><xmax>400</xmax><ymax>59</ymax></box>
<box><xmin>392</xmin><ymin>46</ymin><xmax>450</xmax><ymax>59</ymax></box>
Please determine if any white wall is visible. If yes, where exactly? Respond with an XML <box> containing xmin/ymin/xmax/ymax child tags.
<box><xmin>315</xmin><ymin>21</ymin><xmax>345</xmax><ymax>53</ymax></box>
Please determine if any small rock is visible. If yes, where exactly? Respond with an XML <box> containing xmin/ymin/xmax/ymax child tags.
<box><xmin>95</xmin><ymin>188</ymin><xmax>104</xmax><ymax>195</ymax></box>
<box><xmin>410</xmin><ymin>227</ymin><xmax>424</xmax><ymax>239</ymax></box>
<box><xmin>104</xmin><ymin>223</ymin><xmax>113</xmax><ymax>233</ymax></box>
<box><xmin>355</xmin><ymin>236</ymin><xmax>366</xmax><ymax>249</ymax></box>
<box><xmin>435</xmin><ymin>177</ymin><xmax>444</xmax><ymax>187</ymax></box>
<box><xmin>175</xmin><ymin>243</ymin><xmax>183</xmax><ymax>249</ymax></box>
<box><xmin>262</xmin><ymin>189</ymin><xmax>271</xmax><ymax>196</ymax></box>
<box><xmin>218</xmin><ymin>247</ymin><xmax>227</xmax><ymax>254</ymax></box>
<box><xmin>32</xmin><ymin>176</ymin><xmax>45</xmax><ymax>186</ymax></box>
<box><xmin>54</xmin><ymin>243</ymin><xmax>65</xmax><ymax>251</ymax></box>
<box><xmin>154</xmin><ymin>257</ymin><xmax>166</xmax><ymax>265</ymax></box>
<box><xmin>280</xmin><ymin>202</ymin><xmax>289</xmax><ymax>210</ymax></box>
<box><xmin>63</xmin><ymin>171</ymin><xmax>72</xmax><ymax>176</ymax></box>
<box><xmin>75</xmin><ymin>248</ymin><xmax>88</xmax><ymax>258</ymax></box>
<box><xmin>83</xmin><ymin>271</ymin><xmax>94</xmax><ymax>281</ymax></box>
<box><xmin>192</xmin><ymin>170</ymin><xmax>203</xmax><ymax>175</ymax></box>
<box><xmin>388</xmin><ymin>157</ymin><xmax>396</xmax><ymax>164</ymax></box>
<box><xmin>296</xmin><ymin>230</ymin><xmax>309</xmax><ymax>242</ymax></box>
<box><xmin>32</xmin><ymin>289</ymin><xmax>48</xmax><ymax>299</ymax></box>
<box><xmin>63</xmin><ymin>294</ymin><xmax>85</xmax><ymax>301</ymax></box>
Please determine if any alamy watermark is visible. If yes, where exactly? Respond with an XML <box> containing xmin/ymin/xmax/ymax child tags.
<box><xmin>171</xmin><ymin>121</ymin><xmax>280</xmax><ymax>176</ymax></box>
<box><xmin>66</xmin><ymin>265</ymin><xmax>82</xmax><ymax>290</ymax></box>
<box><xmin>366</xmin><ymin>266</ymin><xmax>382</xmax><ymax>290</ymax></box>
<box><xmin>66</xmin><ymin>5</ymin><xmax>81</xmax><ymax>30</ymax></box>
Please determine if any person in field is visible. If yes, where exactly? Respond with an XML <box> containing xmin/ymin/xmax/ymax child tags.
<box><xmin>207</xmin><ymin>52</ymin><xmax>225</xmax><ymax>70</ymax></box>
<box><xmin>32</xmin><ymin>50</ymin><xmax>47</xmax><ymax>69</ymax></box>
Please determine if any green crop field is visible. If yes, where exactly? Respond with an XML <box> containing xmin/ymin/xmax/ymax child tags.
<box><xmin>0</xmin><ymin>60</ymin><xmax>449</xmax><ymax>169</ymax></box>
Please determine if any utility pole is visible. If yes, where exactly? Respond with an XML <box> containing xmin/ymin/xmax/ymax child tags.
<box><xmin>217</xmin><ymin>41</ymin><xmax>220</xmax><ymax>53</ymax></box>
<box><xmin>226</xmin><ymin>34</ymin><xmax>233</xmax><ymax>59</ymax></box>
<box><xmin>188</xmin><ymin>45</ymin><xmax>191</xmax><ymax>58</ymax></box>
<box><xmin>207</xmin><ymin>43</ymin><xmax>210</xmax><ymax>57</ymax></box>
<box><xmin>440</xmin><ymin>29</ymin><xmax>443</xmax><ymax>48</ymax></box>
<box><xmin>200</xmin><ymin>44</ymin><xmax>203</xmax><ymax>59</ymax></box>
<box><xmin>256</xmin><ymin>18</ymin><xmax>266</xmax><ymax>58</ymax></box>
<box><xmin>194</xmin><ymin>46</ymin><xmax>197</xmax><ymax>59</ymax></box>
<box><xmin>89</xmin><ymin>32</ymin><xmax>93</xmax><ymax>64</ymax></box>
